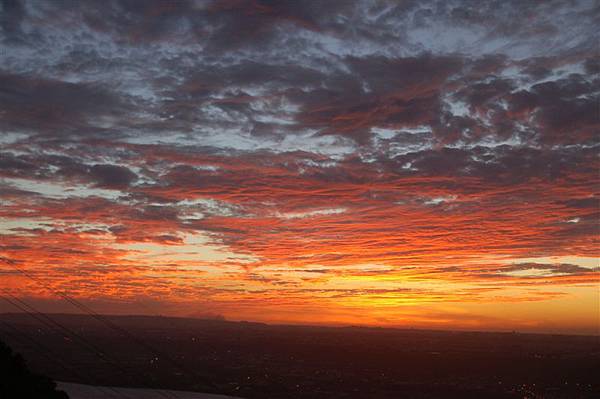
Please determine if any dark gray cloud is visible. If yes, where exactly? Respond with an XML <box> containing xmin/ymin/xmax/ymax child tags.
<box><xmin>88</xmin><ymin>164</ymin><xmax>138</xmax><ymax>188</ymax></box>
<box><xmin>1</xmin><ymin>0</ymin><xmax>596</xmax><ymax>153</ymax></box>
<box><xmin>0</xmin><ymin>72</ymin><xmax>131</xmax><ymax>137</ymax></box>
<box><xmin>501</xmin><ymin>262</ymin><xmax>595</xmax><ymax>275</ymax></box>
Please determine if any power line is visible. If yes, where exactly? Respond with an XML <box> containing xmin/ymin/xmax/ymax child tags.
<box><xmin>1</xmin><ymin>259</ymin><xmax>216</xmax><ymax>396</ymax></box>
<box><xmin>60</xmin><ymin>294</ymin><xmax>215</xmax><ymax>389</ymax></box>
<box><xmin>0</xmin><ymin>314</ymin><xmax>123</xmax><ymax>399</ymax></box>
<box><xmin>0</xmin><ymin>292</ymin><xmax>136</xmax><ymax>399</ymax></box>
<box><xmin>0</xmin><ymin>291</ymin><xmax>181</xmax><ymax>399</ymax></box>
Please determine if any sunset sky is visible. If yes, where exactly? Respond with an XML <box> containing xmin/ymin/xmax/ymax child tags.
<box><xmin>0</xmin><ymin>0</ymin><xmax>598</xmax><ymax>334</ymax></box>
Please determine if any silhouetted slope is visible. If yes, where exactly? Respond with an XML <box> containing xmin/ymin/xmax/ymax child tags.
<box><xmin>2</xmin><ymin>314</ymin><xmax>599</xmax><ymax>398</ymax></box>
<box><xmin>0</xmin><ymin>339</ymin><xmax>69</xmax><ymax>399</ymax></box>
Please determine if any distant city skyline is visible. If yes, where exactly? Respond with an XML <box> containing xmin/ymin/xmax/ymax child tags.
<box><xmin>0</xmin><ymin>0</ymin><xmax>598</xmax><ymax>334</ymax></box>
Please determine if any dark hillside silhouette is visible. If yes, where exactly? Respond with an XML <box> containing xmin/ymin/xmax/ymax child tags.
<box><xmin>0</xmin><ymin>339</ymin><xmax>69</xmax><ymax>399</ymax></box>
<box><xmin>2</xmin><ymin>314</ymin><xmax>599</xmax><ymax>398</ymax></box>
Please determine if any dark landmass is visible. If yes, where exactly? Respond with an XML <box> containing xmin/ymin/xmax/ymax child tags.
<box><xmin>0</xmin><ymin>339</ymin><xmax>69</xmax><ymax>398</ymax></box>
<box><xmin>0</xmin><ymin>313</ymin><xmax>598</xmax><ymax>399</ymax></box>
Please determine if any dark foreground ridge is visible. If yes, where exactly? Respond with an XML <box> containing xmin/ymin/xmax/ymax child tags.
<box><xmin>1</xmin><ymin>313</ymin><xmax>599</xmax><ymax>399</ymax></box>
<box><xmin>0</xmin><ymin>339</ymin><xmax>69</xmax><ymax>399</ymax></box>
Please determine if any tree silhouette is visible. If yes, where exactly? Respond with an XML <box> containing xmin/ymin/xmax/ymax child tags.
<box><xmin>0</xmin><ymin>339</ymin><xmax>69</xmax><ymax>399</ymax></box>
